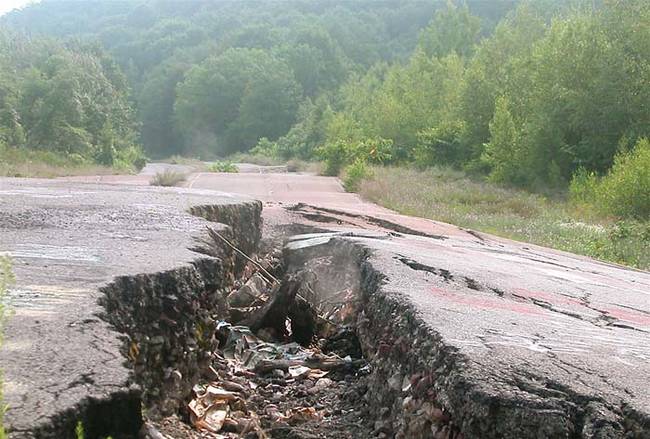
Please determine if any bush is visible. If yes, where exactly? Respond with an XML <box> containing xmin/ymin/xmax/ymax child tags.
<box><xmin>414</xmin><ymin>121</ymin><xmax>466</xmax><ymax>168</ymax></box>
<box><xmin>150</xmin><ymin>169</ymin><xmax>187</xmax><ymax>186</ymax></box>
<box><xmin>569</xmin><ymin>138</ymin><xmax>650</xmax><ymax>220</ymax></box>
<box><xmin>317</xmin><ymin>137</ymin><xmax>392</xmax><ymax>177</ymax></box>
<box><xmin>317</xmin><ymin>140</ymin><xmax>349</xmax><ymax>176</ymax></box>
<box><xmin>482</xmin><ymin>96</ymin><xmax>525</xmax><ymax>185</ymax></box>
<box><xmin>343</xmin><ymin>159</ymin><xmax>373</xmax><ymax>192</ymax></box>
<box><xmin>597</xmin><ymin>138</ymin><xmax>650</xmax><ymax>219</ymax></box>
<box><xmin>208</xmin><ymin>161</ymin><xmax>238</xmax><ymax>173</ymax></box>
<box><xmin>250</xmin><ymin>137</ymin><xmax>283</xmax><ymax>158</ymax></box>
<box><xmin>113</xmin><ymin>145</ymin><xmax>147</xmax><ymax>172</ymax></box>
<box><xmin>569</xmin><ymin>167</ymin><xmax>599</xmax><ymax>206</ymax></box>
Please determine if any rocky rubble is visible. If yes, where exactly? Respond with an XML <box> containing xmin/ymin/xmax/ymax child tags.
<box><xmin>141</xmin><ymin>256</ymin><xmax>374</xmax><ymax>439</ymax></box>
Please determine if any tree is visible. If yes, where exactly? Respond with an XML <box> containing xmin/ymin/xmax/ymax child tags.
<box><xmin>0</xmin><ymin>32</ymin><xmax>142</xmax><ymax>167</ymax></box>
<box><xmin>174</xmin><ymin>48</ymin><xmax>302</xmax><ymax>155</ymax></box>
<box><xmin>138</xmin><ymin>60</ymin><xmax>190</xmax><ymax>156</ymax></box>
<box><xmin>418</xmin><ymin>2</ymin><xmax>481</xmax><ymax>59</ymax></box>
<box><xmin>482</xmin><ymin>96</ymin><xmax>522</xmax><ymax>184</ymax></box>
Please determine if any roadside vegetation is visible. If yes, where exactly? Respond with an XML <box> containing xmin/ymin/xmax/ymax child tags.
<box><xmin>0</xmin><ymin>32</ymin><xmax>146</xmax><ymax>177</ymax></box>
<box><xmin>208</xmin><ymin>161</ymin><xmax>238</xmax><ymax>173</ymax></box>
<box><xmin>149</xmin><ymin>170</ymin><xmax>187</xmax><ymax>187</ymax></box>
<box><xmin>0</xmin><ymin>255</ymin><xmax>15</xmax><ymax>439</ymax></box>
<box><xmin>358</xmin><ymin>166</ymin><xmax>650</xmax><ymax>270</ymax></box>
<box><xmin>0</xmin><ymin>147</ymin><xmax>122</xmax><ymax>178</ymax></box>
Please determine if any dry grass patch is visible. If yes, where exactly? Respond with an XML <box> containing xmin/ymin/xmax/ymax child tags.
<box><xmin>150</xmin><ymin>169</ymin><xmax>187</xmax><ymax>187</ymax></box>
<box><xmin>359</xmin><ymin>166</ymin><xmax>650</xmax><ymax>270</ymax></box>
<box><xmin>0</xmin><ymin>161</ymin><xmax>117</xmax><ymax>178</ymax></box>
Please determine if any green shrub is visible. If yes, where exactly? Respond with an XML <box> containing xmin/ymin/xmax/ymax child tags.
<box><xmin>317</xmin><ymin>140</ymin><xmax>349</xmax><ymax>176</ymax></box>
<box><xmin>569</xmin><ymin>167</ymin><xmax>599</xmax><ymax>206</ymax></box>
<box><xmin>482</xmin><ymin>96</ymin><xmax>525</xmax><ymax>185</ymax></box>
<box><xmin>343</xmin><ymin>159</ymin><xmax>373</xmax><ymax>192</ymax></box>
<box><xmin>208</xmin><ymin>161</ymin><xmax>238</xmax><ymax>173</ymax></box>
<box><xmin>250</xmin><ymin>137</ymin><xmax>282</xmax><ymax>158</ymax></box>
<box><xmin>114</xmin><ymin>145</ymin><xmax>147</xmax><ymax>172</ymax></box>
<box><xmin>414</xmin><ymin>121</ymin><xmax>466</xmax><ymax>168</ymax></box>
<box><xmin>317</xmin><ymin>137</ymin><xmax>392</xmax><ymax>177</ymax></box>
<box><xmin>596</xmin><ymin>138</ymin><xmax>650</xmax><ymax>219</ymax></box>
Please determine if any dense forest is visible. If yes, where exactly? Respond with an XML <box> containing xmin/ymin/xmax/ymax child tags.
<box><xmin>1</xmin><ymin>0</ymin><xmax>649</xmax><ymax>217</ymax></box>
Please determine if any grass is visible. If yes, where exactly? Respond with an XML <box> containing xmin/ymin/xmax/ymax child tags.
<box><xmin>0</xmin><ymin>255</ymin><xmax>15</xmax><ymax>439</ymax></box>
<box><xmin>0</xmin><ymin>151</ymin><xmax>117</xmax><ymax>178</ymax></box>
<box><xmin>0</xmin><ymin>148</ymin><xmax>122</xmax><ymax>178</ymax></box>
<box><xmin>150</xmin><ymin>169</ymin><xmax>187</xmax><ymax>187</ymax></box>
<box><xmin>358</xmin><ymin>166</ymin><xmax>650</xmax><ymax>270</ymax></box>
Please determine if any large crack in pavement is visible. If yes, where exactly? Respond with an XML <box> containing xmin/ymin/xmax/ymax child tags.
<box><xmin>2</xmin><ymin>178</ymin><xmax>649</xmax><ymax>438</ymax></box>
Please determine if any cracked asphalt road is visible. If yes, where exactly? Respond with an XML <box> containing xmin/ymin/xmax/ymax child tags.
<box><xmin>2</xmin><ymin>166</ymin><xmax>649</xmax><ymax>437</ymax></box>
<box><xmin>0</xmin><ymin>177</ymin><xmax>256</xmax><ymax>437</ymax></box>
<box><xmin>172</xmin><ymin>168</ymin><xmax>650</xmax><ymax>435</ymax></box>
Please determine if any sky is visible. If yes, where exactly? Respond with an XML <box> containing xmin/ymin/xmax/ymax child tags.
<box><xmin>0</xmin><ymin>0</ymin><xmax>39</xmax><ymax>16</ymax></box>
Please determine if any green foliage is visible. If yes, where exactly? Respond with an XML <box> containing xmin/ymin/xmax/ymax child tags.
<box><xmin>318</xmin><ymin>140</ymin><xmax>349</xmax><ymax>177</ymax></box>
<box><xmin>251</xmin><ymin>97</ymin><xmax>333</xmax><ymax>160</ymax></box>
<box><xmin>208</xmin><ymin>161</ymin><xmax>238</xmax><ymax>173</ymax></box>
<box><xmin>75</xmin><ymin>421</ymin><xmax>84</xmax><ymax>439</ymax></box>
<box><xmin>570</xmin><ymin>139</ymin><xmax>650</xmax><ymax>219</ymax></box>
<box><xmin>149</xmin><ymin>170</ymin><xmax>187</xmax><ymax>187</ymax></box>
<box><xmin>2</xmin><ymin>1</ymin><xmax>450</xmax><ymax>158</ymax></box>
<box><xmin>0</xmin><ymin>32</ymin><xmax>143</xmax><ymax>171</ymax></box>
<box><xmin>418</xmin><ymin>2</ymin><xmax>481</xmax><ymax>58</ymax></box>
<box><xmin>343</xmin><ymin>159</ymin><xmax>373</xmax><ymax>192</ymax></box>
<box><xmin>175</xmin><ymin>48</ymin><xmax>302</xmax><ymax>156</ymax></box>
<box><xmin>414</xmin><ymin>121</ymin><xmax>467</xmax><ymax>168</ymax></box>
<box><xmin>569</xmin><ymin>167</ymin><xmax>600</xmax><ymax>207</ymax></box>
<box><xmin>318</xmin><ymin>137</ymin><xmax>392</xmax><ymax>177</ymax></box>
<box><xmin>481</xmin><ymin>96</ymin><xmax>522</xmax><ymax>184</ymax></box>
<box><xmin>590</xmin><ymin>139</ymin><xmax>650</xmax><ymax>219</ymax></box>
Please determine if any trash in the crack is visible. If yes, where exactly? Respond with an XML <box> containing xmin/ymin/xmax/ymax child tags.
<box><xmin>287</xmin><ymin>365</ymin><xmax>311</xmax><ymax>379</ymax></box>
<box><xmin>227</xmin><ymin>273</ymin><xmax>267</xmax><ymax>307</ymax></box>
<box><xmin>185</xmin><ymin>267</ymin><xmax>369</xmax><ymax>438</ymax></box>
<box><xmin>188</xmin><ymin>385</ymin><xmax>239</xmax><ymax>432</ymax></box>
<box><xmin>285</xmin><ymin>407</ymin><xmax>322</xmax><ymax>424</ymax></box>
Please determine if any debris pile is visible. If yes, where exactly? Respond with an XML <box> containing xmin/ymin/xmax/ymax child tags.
<box><xmin>143</xmin><ymin>264</ymin><xmax>373</xmax><ymax>439</ymax></box>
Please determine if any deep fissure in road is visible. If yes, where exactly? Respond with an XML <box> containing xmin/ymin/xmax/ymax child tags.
<box><xmin>87</xmin><ymin>199</ymin><xmax>466</xmax><ymax>439</ymax></box>
<box><xmin>40</xmin><ymin>202</ymin><xmax>648</xmax><ymax>439</ymax></box>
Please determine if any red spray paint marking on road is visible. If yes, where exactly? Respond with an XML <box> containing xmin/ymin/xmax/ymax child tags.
<box><xmin>430</xmin><ymin>286</ymin><xmax>545</xmax><ymax>316</ymax></box>
<box><xmin>603</xmin><ymin>307</ymin><xmax>650</xmax><ymax>327</ymax></box>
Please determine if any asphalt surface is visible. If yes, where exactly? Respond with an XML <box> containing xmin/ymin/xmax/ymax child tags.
<box><xmin>0</xmin><ymin>177</ymin><xmax>255</xmax><ymax>436</ymax></box>
<box><xmin>2</xmin><ymin>165</ymin><xmax>649</xmax><ymax>437</ymax></box>
<box><xmin>174</xmin><ymin>166</ymin><xmax>650</xmax><ymax>434</ymax></box>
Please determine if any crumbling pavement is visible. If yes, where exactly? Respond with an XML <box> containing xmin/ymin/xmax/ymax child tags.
<box><xmin>2</xmin><ymin>176</ymin><xmax>650</xmax><ymax>438</ymax></box>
